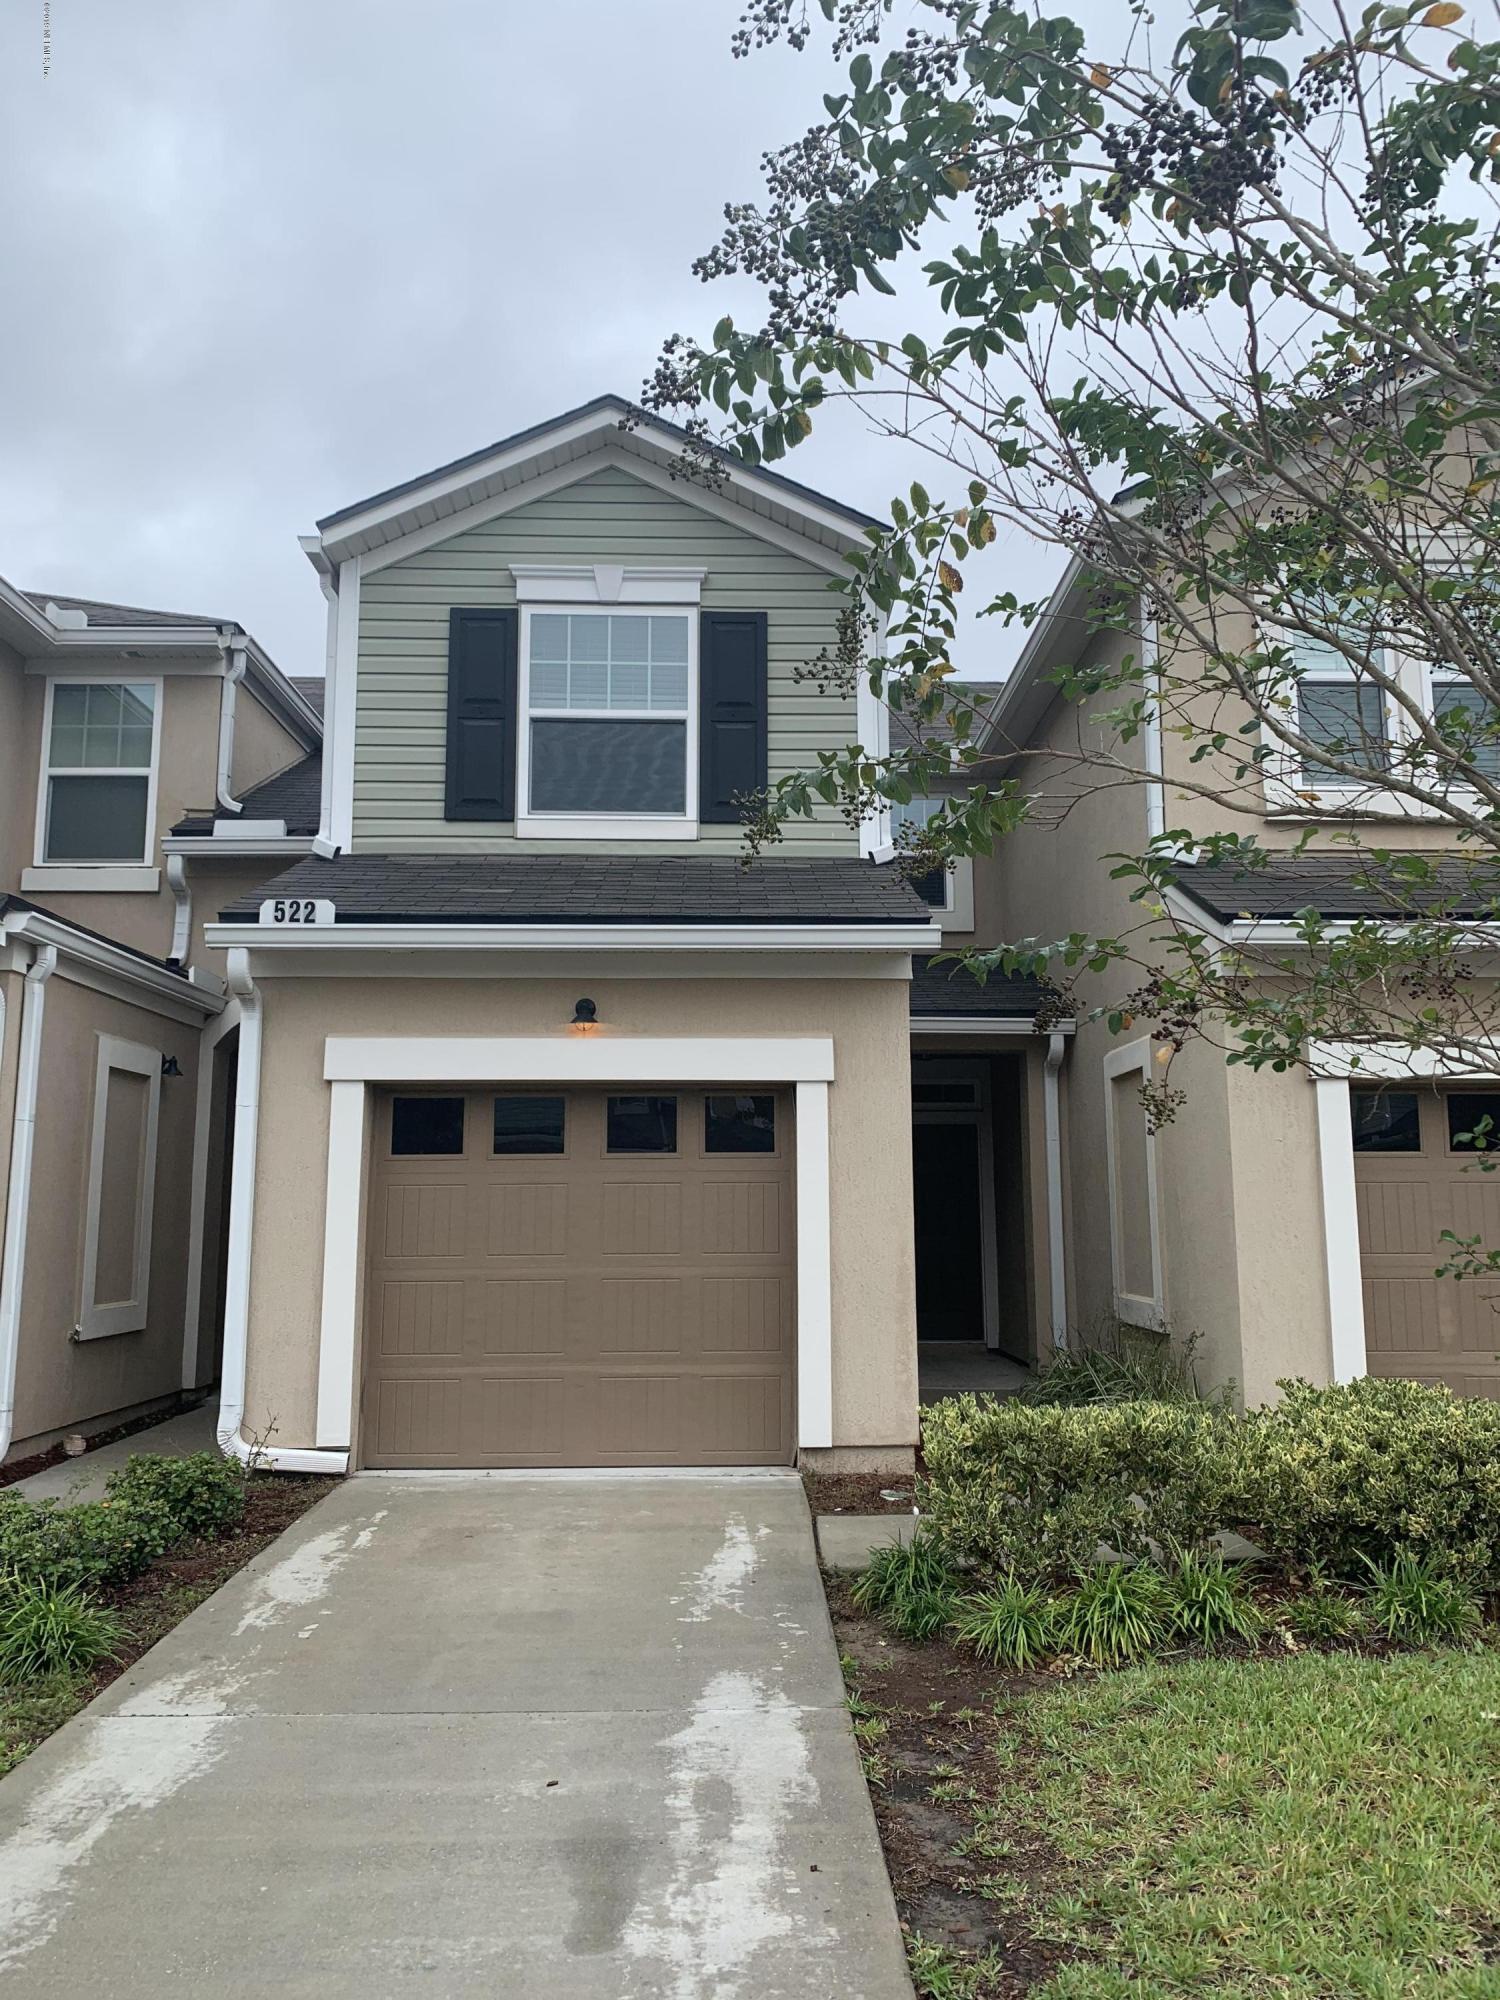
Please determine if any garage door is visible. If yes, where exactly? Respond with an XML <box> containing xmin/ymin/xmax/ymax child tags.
<box><xmin>361</xmin><ymin>1086</ymin><xmax>795</xmax><ymax>1467</ymax></box>
<box><xmin>1352</xmin><ymin>1082</ymin><xmax>1500</xmax><ymax>1398</ymax></box>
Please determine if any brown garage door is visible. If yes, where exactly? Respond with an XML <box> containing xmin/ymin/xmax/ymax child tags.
<box><xmin>1352</xmin><ymin>1082</ymin><xmax>1500</xmax><ymax>1398</ymax></box>
<box><xmin>361</xmin><ymin>1086</ymin><xmax>796</xmax><ymax>1467</ymax></box>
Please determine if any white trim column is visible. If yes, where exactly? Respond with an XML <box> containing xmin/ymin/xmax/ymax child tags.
<box><xmin>794</xmin><ymin>1079</ymin><xmax>833</xmax><ymax>1447</ymax></box>
<box><xmin>316</xmin><ymin>1079</ymin><xmax>368</xmax><ymax>1448</ymax></box>
<box><xmin>1313</xmin><ymin>1075</ymin><xmax>1367</xmax><ymax>1384</ymax></box>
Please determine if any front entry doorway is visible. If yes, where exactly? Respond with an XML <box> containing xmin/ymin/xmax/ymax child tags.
<box><xmin>911</xmin><ymin>1060</ymin><xmax>1001</xmax><ymax>1348</ymax></box>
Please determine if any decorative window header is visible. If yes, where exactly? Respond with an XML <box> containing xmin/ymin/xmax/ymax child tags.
<box><xmin>509</xmin><ymin>564</ymin><xmax>705</xmax><ymax>606</ymax></box>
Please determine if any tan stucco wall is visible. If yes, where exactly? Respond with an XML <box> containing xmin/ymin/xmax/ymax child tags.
<box><xmin>181</xmin><ymin>854</ymin><xmax>293</xmax><ymax>972</ymax></box>
<box><xmin>8</xmin><ymin>971</ymin><xmax>201</xmax><ymax>1452</ymax></box>
<box><xmin>983</xmin><ymin>631</ymin><xmax>1343</xmax><ymax>1403</ymax></box>
<box><xmin>230</xmin><ymin>687</ymin><xmax>305</xmax><ymax>798</ymax></box>
<box><xmin>240</xmin><ymin>974</ymin><xmax>919</xmax><ymax>1461</ymax></box>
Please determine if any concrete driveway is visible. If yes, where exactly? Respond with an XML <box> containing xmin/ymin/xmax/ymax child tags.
<box><xmin>0</xmin><ymin>1474</ymin><xmax>912</xmax><ymax>1998</ymax></box>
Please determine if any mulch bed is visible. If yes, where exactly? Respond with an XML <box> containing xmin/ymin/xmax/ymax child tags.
<box><xmin>827</xmin><ymin>1572</ymin><xmax>1078</xmax><ymax>1995</ymax></box>
<box><xmin>802</xmin><ymin>1470</ymin><xmax>918</xmax><ymax>1515</ymax></box>
<box><xmin>1</xmin><ymin>1475</ymin><xmax>334</xmax><ymax>1775</ymax></box>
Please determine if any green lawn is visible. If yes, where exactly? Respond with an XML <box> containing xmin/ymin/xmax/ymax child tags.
<box><xmin>979</xmin><ymin>1647</ymin><xmax>1500</xmax><ymax>1999</ymax></box>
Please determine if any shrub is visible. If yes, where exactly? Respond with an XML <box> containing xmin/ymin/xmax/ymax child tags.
<box><xmin>1055</xmin><ymin>1562</ymin><xmax>1170</xmax><ymax>1665</ymax></box>
<box><xmin>1241</xmin><ymin>1377</ymin><xmax>1500</xmax><ymax>1586</ymax></box>
<box><xmin>1165</xmin><ymin>1548</ymin><xmax>1262</xmax><ymax>1649</ymax></box>
<box><xmin>952</xmin><ymin>1575</ymin><xmax>1056</xmax><ymax>1668</ymax></box>
<box><xmin>0</xmin><ymin>1573</ymin><xmax>123</xmax><ymax>1682</ymax></box>
<box><xmin>0</xmin><ymin>1493</ymin><xmax>177</xmax><ymax>1592</ymax></box>
<box><xmin>920</xmin><ymin>1395</ymin><xmax>1239</xmax><ymax>1582</ymax></box>
<box><xmin>105</xmin><ymin>1452</ymin><xmax>245</xmax><ymax>1542</ymax></box>
<box><xmin>1362</xmin><ymin>1552</ymin><xmax>1483</xmax><ymax>1646</ymax></box>
<box><xmin>852</xmin><ymin>1531</ymin><xmax>962</xmax><ymax>1641</ymax></box>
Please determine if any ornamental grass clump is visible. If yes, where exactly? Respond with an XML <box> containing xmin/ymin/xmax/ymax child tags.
<box><xmin>0</xmin><ymin>1573</ymin><xmax>123</xmax><ymax>1683</ymax></box>
<box><xmin>951</xmin><ymin>1575</ymin><xmax>1056</xmax><ymax>1669</ymax></box>
<box><xmin>1055</xmin><ymin>1562</ymin><xmax>1171</xmax><ymax>1666</ymax></box>
<box><xmin>852</xmin><ymin>1530</ymin><xmax>962</xmax><ymax>1641</ymax></box>
<box><xmin>1164</xmin><ymin>1548</ymin><xmax>1263</xmax><ymax>1650</ymax></box>
<box><xmin>1361</xmin><ymin>1552</ymin><xmax>1483</xmax><ymax>1647</ymax></box>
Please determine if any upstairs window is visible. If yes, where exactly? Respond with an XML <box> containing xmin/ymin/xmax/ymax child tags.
<box><xmin>891</xmin><ymin>796</ymin><xmax>954</xmax><ymax>910</ymax></box>
<box><xmin>523</xmin><ymin>610</ymin><xmax>693</xmax><ymax>820</ymax></box>
<box><xmin>41</xmin><ymin>681</ymin><xmax>158</xmax><ymax>863</ymax></box>
<box><xmin>1431</xmin><ymin>674</ymin><xmax>1500</xmax><ymax>783</ymax></box>
<box><xmin>1291</xmin><ymin>636</ymin><xmax>1389</xmax><ymax>782</ymax></box>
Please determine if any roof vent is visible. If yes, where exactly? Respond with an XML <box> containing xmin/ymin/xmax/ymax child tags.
<box><xmin>44</xmin><ymin>602</ymin><xmax>89</xmax><ymax>630</ymax></box>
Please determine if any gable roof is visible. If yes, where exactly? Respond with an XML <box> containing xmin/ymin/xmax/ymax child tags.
<box><xmin>307</xmin><ymin>394</ymin><xmax>885</xmax><ymax>572</ymax></box>
<box><xmin>21</xmin><ymin>590</ymin><xmax>230</xmax><ymax>629</ymax></box>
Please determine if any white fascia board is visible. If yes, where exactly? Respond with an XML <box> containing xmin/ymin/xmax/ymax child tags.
<box><xmin>321</xmin><ymin>416</ymin><xmax>873</xmax><ymax>571</ymax></box>
<box><xmin>41</xmin><ymin>625</ymin><xmax>227</xmax><ymax>653</ymax></box>
<box><xmin>1308</xmin><ymin>1038</ymin><xmax>1500</xmax><ymax>1079</ymax></box>
<box><xmin>205</xmin><ymin>921</ymin><xmax>942</xmax><ymax>955</ymax></box>
<box><xmin>324</xmin><ymin>1034</ymin><xmax>836</xmax><ymax>1084</ymax></box>
<box><xmin>0</xmin><ymin>908</ymin><xmax>225</xmax><ymax>1020</ymax></box>
<box><xmin>910</xmin><ymin>1015</ymin><xmax>1076</xmax><ymax>1036</ymax></box>
<box><xmin>978</xmin><ymin>552</ymin><xmax>1093</xmax><ymax>759</ymax></box>
<box><xmin>162</xmin><ymin>835</ymin><xmax>315</xmax><ymax>859</ymax></box>
<box><xmin>241</xmin><ymin>643</ymin><xmax>322</xmax><ymax>746</ymax></box>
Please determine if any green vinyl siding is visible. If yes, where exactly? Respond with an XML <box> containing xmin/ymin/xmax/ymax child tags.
<box><xmin>352</xmin><ymin>462</ymin><xmax>858</xmax><ymax>853</ymax></box>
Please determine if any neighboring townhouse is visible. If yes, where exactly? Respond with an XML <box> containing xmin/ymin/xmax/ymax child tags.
<box><xmin>202</xmin><ymin>395</ymin><xmax>1070</xmax><ymax>1478</ymax></box>
<box><xmin>979</xmin><ymin>558</ymin><xmax>1500</xmax><ymax>1406</ymax></box>
<box><xmin>0</xmin><ymin>578</ymin><xmax>319</xmax><ymax>1466</ymax></box>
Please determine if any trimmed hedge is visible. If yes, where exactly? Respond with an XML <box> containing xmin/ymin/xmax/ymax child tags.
<box><xmin>920</xmin><ymin>1377</ymin><xmax>1500</xmax><ymax>1588</ymax></box>
<box><xmin>1240</xmin><ymin>1377</ymin><xmax>1500</xmax><ymax>1586</ymax></box>
<box><xmin>920</xmin><ymin>1395</ymin><xmax>1238</xmax><ymax>1579</ymax></box>
<box><xmin>0</xmin><ymin>1450</ymin><xmax>247</xmax><ymax>1593</ymax></box>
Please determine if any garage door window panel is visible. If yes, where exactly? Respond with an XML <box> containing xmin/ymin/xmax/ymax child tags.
<box><xmin>493</xmin><ymin>1095</ymin><xmax>566</xmax><ymax>1156</ymax></box>
<box><xmin>1445</xmin><ymin>1090</ymin><xmax>1500</xmax><ymax>1154</ymax></box>
<box><xmin>706</xmin><ymin>1094</ymin><xmax>777</xmax><ymax>1154</ymax></box>
<box><xmin>607</xmin><ymin>1095</ymin><xmax>678</xmax><ymax>1154</ymax></box>
<box><xmin>390</xmin><ymin>1095</ymin><xmax>466</xmax><ymax>1157</ymax></box>
<box><xmin>1350</xmin><ymin>1088</ymin><xmax>1422</xmax><ymax>1153</ymax></box>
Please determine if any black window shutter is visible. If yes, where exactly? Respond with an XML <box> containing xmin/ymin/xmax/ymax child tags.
<box><xmin>444</xmin><ymin>608</ymin><xmax>517</xmax><ymax>821</ymax></box>
<box><xmin>699</xmin><ymin>611</ymin><xmax>768</xmax><ymax>825</ymax></box>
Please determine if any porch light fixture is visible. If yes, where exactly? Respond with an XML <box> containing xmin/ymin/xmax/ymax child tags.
<box><xmin>570</xmin><ymin>997</ymin><xmax>598</xmax><ymax>1033</ymax></box>
<box><xmin>160</xmin><ymin>1054</ymin><xmax>183</xmax><ymax>1078</ymax></box>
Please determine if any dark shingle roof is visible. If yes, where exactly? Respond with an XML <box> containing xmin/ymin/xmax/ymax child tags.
<box><xmin>290</xmin><ymin>676</ymin><xmax>325</xmax><ymax>719</ymax></box>
<box><xmin>24</xmin><ymin>590</ymin><xmax>227</xmax><ymax>629</ymax></box>
<box><xmin>1174</xmin><ymin>854</ymin><xmax>1500</xmax><ymax>923</ymax></box>
<box><xmin>910</xmin><ymin>953</ymin><xmax>1060</xmax><ymax>1020</ymax></box>
<box><xmin>171</xmin><ymin>751</ymin><xmax>323</xmax><ymax>838</ymax></box>
<box><xmin>316</xmin><ymin>393</ymin><xmax>884</xmax><ymax>534</ymax></box>
<box><xmin>219</xmin><ymin>853</ymin><xmax>933</xmax><ymax>925</ymax></box>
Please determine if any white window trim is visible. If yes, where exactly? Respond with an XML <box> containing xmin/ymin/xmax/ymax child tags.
<box><xmin>1259</xmin><ymin>626</ymin><xmax>1497</xmax><ymax>819</ymax></box>
<box><xmin>78</xmin><ymin>1033</ymin><xmax>162</xmax><ymax>1341</ymax></box>
<box><xmin>1101</xmin><ymin>1038</ymin><xmax>1166</xmax><ymax>1332</ymax></box>
<box><xmin>20</xmin><ymin>865</ymin><xmax>160</xmax><ymax>893</ymax></box>
<box><xmin>33</xmin><ymin>673</ymin><xmax>163</xmax><ymax>872</ymax></box>
<box><xmin>515</xmin><ymin>603</ymin><xmax>699</xmax><ymax>842</ymax></box>
<box><xmin>313</xmin><ymin>1035</ymin><xmax>835</xmax><ymax>1455</ymax></box>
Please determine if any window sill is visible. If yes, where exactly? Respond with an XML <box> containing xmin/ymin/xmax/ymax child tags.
<box><xmin>515</xmin><ymin>816</ymin><xmax>699</xmax><ymax>843</ymax></box>
<box><xmin>21</xmin><ymin>864</ymin><xmax>160</xmax><ymax>893</ymax></box>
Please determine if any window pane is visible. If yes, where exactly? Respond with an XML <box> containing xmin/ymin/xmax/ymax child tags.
<box><xmin>1350</xmin><ymin>1088</ymin><xmax>1421</xmax><ymax>1153</ymax></box>
<box><xmin>530</xmin><ymin>659</ymin><xmax>569</xmax><ymax>709</ymax></box>
<box><xmin>1434</xmin><ymin>683</ymin><xmax>1500</xmax><ymax>781</ymax></box>
<box><xmin>50</xmin><ymin>683</ymin><xmax>89</xmax><ymax>734</ymax></box>
<box><xmin>45</xmin><ymin>774</ymin><xmax>149</xmax><ymax>860</ymax></box>
<box><xmin>706</xmin><ymin>1094</ymin><xmax>776</xmax><ymax>1154</ymax></box>
<box><xmin>607</xmin><ymin>1095</ymin><xmax>677</xmax><ymax>1153</ymax></box>
<box><xmin>1299</xmin><ymin>681</ymin><xmax>1386</xmax><ymax>779</ymax></box>
<box><xmin>493</xmin><ymin>1095</ymin><xmax>565</xmax><ymax>1155</ymax></box>
<box><xmin>1446</xmin><ymin>1091</ymin><xmax>1500</xmax><ymax>1153</ymax></box>
<box><xmin>650</xmin><ymin>616</ymin><xmax>689</xmax><ymax>663</ymax></box>
<box><xmin>529</xmin><ymin>720</ymin><xmax>686</xmax><ymax>814</ymax></box>
<box><xmin>910</xmin><ymin>865</ymin><xmax>950</xmax><ymax>908</ymax></box>
<box><xmin>390</xmin><ymin>1095</ymin><xmax>465</xmax><ymax>1156</ymax></box>
<box><xmin>50</xmin><ymin>683</ymin><xmax>156</xmax><ymax>771</ymax></box>
<box><xmin>571</xmin><ymin>616</ymin><xmax>608</xmax><ymax>663</ymax></box>
<box><xmin>530</xmin><ymin>614</ymin><xmax>569</xmax><ymax>662</ymax></box>
<box><xmin>610</xmin><ymin>615</ymin><xmax>649</xmax><ymax>663</ymax></box>
<box><xmin>571</xmin><ymin>655</ymin><xmax>609</xmax><ymax>707</ymax></box>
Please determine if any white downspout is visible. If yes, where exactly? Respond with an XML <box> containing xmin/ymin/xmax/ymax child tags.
<box><xmin>1043</xmin><ymin>1031</ymin><xmax>1069</xmax><ymax>1354</ymax></box>
<box><xmin>165</xmin><ymin>853</ymin><xmax>193</xmax><ymax>967</ymax></box>
<box><xmin>1142</xmin><ymin>599</ymin><xmax>1167</xmax><ymax>847</ymax></box>
<box><xmin>0</xmin><ymin>944</ymin><xmax>58</xmax><ymax>1461</ymax></box>
<box><xmin>217</xmin><ymin>949</ymin><xmax>346</xmax><ymax>1474</ymax></box>
<box><xmin>216</xmin><ymin>635</ymin><xmax>248</xmax><ymax>815</ymax></box>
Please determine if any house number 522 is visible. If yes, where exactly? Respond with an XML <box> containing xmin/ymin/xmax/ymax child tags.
<box><xmin>257</xmin><ymin>897</ymin><xmax>334</xmax><ymax>927</ymax></box>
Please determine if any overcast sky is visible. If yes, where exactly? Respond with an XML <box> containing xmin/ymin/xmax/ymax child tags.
<box><xmin>0</xmin><ymin>1</ymin><xmax>1091</xmax><ymax>681</ymax></box>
